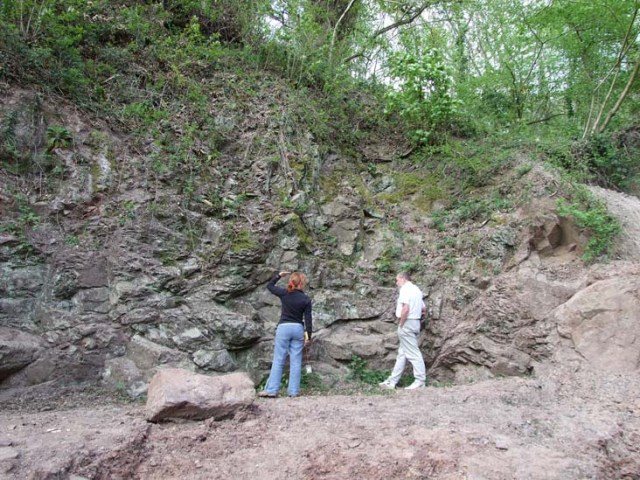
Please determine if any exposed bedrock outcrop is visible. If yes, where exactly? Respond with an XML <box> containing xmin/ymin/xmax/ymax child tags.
<box><xmin>2</xmin><ymin>90</ymin><xmax>639</xmax><ymax>399</ymax></box>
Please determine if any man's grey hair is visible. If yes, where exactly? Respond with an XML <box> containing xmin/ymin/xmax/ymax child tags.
<box><xmin>397</xmin><ymin>272</ymin><xmax>411</xmax><ymax>281</ymax></box>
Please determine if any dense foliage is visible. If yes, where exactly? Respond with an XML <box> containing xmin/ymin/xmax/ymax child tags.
<box><xmin>2</xmin><ymin>1</ymin><xmax>639</xmax><ymax>131</ymax></box>
<box><xmin>1</xmin><ymin>0</ymin><xmax>638</xmax><ymax>260</ymax></box>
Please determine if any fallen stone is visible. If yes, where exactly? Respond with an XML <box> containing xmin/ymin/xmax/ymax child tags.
<box><xmin>494</xmin><ymin>435</ymin><xmax>511</xmax><ymax>450</ymax></box>
<box><xmin>145</xmin><ymin>368</ymin><xmax>255</xmax><ymax>422</ymax></box>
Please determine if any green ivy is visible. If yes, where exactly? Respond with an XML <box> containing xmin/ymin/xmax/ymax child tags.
<box><xmin>557</xmin><ymin>186</ymin><xmax>621</xmax><ymax>262</ymax></box>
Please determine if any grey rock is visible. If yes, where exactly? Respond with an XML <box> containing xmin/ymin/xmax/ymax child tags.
<box><xmin>494</xmin><ymin>435</ymin><xmax>511</xmax><ymax>450</ymax></box>
<box><xmin>116</xmin><ymin>307</ymin><xmax>161</xmax><ymax>326</ymax></box>
<box><xmin>0</xmin><ymin>298</ymin><xmax>35</xmax><ymax>321</ymax></box>
<box><xmin>52</xmin><ymin>271</ymin><xmax>78</xmax><ymax>299</ymax></box>
<box><xmin>209</xmin><ymin>275</ymin><xmax>255</xmax><ymax>301</ymax></box>
<box><xmin>126</xmin><ymin>335</ymin><xmax>190</xmax><ymax>372</ymax></box>
<box><xmin>371</xmin><ymin>175</ymin><xmax>395</xmax><ymax>193</ymax></box>
<box><xmin>192</xmin><ymin>349</ymin><xmax>236</xmax><ymax>372</ymax></box>
<box><xmin>74</xmin><ymin>287</ymin><xmax>111</xmax><ymax>314</ymax></box>
<box><xmin>92</xmin><ymin>152</ymin><xmax>113</xmax><ymax>192</ymax></box>
<box><xmin>0</xmin><ymin>447</ymin><xmax>19</xmax><ymax>461</ymax></box>
<box><xmin>203</xmin><ymin>219</ymin><xmax>224</xmax><ymax>245</ymax></box>
<box><xmin>180</xmin><ymin>257</ymin><xmax>200</xmax><ymax>277</ymax></box>
<box><xmin>172</xmin><ymin>327</ymin><xmax>207</xmax><ymax>349</ymax></box>
<box><xmin>322</xmin><ymin>323</ymin><xmax>396</xmax><ymax>367</ymax></box>
<box><xmin>280</xmin><ymin>235</ymin><xmax>300</xmax><ymax>251</ymax></box>
<box><xmin>320</xmin><ymin>195</ymin><xmax>364</xmax><ymax>257</ymax></box>
<box><xmin>77</xmin><ymin>254</ymin><xmax>108</xmax><ymax>288</ymax></box>
<box><xmin>0</xmin><ymin>328</ymin><xmax>44</xmax><ymax>382</ymax></box>
<box><xmin>0</xmin><ymin>265</ymin><xmax>46</xmax><ymax>296</ymax></box>
<box><xmin>188</xmin><ymin>295</ymin><xmax>262</xmax><ymax>349</ymax></box>
<box><xmin>102</xmin><ymin>357</ymin><xmax>145</xmax><ymax>398</ymax></box>
<box><xmin>312</xmin><ymin>288</ymin><xmax>394</xmax><ymax>329</ymax></box>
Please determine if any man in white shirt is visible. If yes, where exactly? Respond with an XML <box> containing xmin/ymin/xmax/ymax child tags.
<box><xmin>379</xmin><ymin>272</ymin><xmax>427</xmax><ymax>390</ymax></box>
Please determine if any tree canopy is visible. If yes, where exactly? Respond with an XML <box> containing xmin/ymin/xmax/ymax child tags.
<box><xmin>1</xmin><ymin>0</ymin><xmax>639</xmax><ymax>142</ymax></box>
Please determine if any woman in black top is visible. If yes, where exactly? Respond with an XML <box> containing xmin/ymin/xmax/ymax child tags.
<box><xmin>258</xmin><ymin>271</ymin><xmax>312</xmax><ymax>398</ymax></box>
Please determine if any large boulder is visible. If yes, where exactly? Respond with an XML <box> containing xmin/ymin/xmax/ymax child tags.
<box><xmin>0</xmin><ymin>327</ymin><xmax>44</xmax><ymax>382</ymax></box>
<box><xmin>552</xmin><ymin>273</ymin><xmax>640</xmax><ymax>373</ymax></box>
<box><xmin>145</xmin><ymin>369</ymin><xmax>255</xmax><ymax>422</ymax></box>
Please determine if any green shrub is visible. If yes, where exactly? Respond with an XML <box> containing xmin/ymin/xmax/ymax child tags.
<box><xmin>0</xmin><ymin>197</ymin><xmax>40</xmax><ymax>257</ymax></box>
<box><xmin>385</xmin><ymin>48</ymin><xmax>460</xmax><ymax>145</ymax></box>
<box><xmin>545</xmin><ymin>134</ymin><xmax>638</xmax><ymax>192</ymax></box>
<box><xmin>571</xmin><ymin>134</ymin><xmax>636</xmax><ymax>191</ymax></box>
<box><xmin>434</xmin><ymin>192</ymin><xmax>511</xmax><ymax>228</ymax></box>
<box><xmin>375</xmin><ymin>243</ymin><xmax>402</xmax><ymax>274</ymax></box>
<box><xmin>46</xmin><ymin>125</ymin><xmax>72</xmax><ymax>150</ymax></box>
<box><xmin>347</xmin><ymin>355</ymin><xmax>387</xmax><ymax>385</ymax></box>
<box><xmin>557</xmin><ymin>186</ymin><xmax>621</xmax><ymax>262</ymax></box>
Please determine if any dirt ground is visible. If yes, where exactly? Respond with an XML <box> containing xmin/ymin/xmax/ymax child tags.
<box><xmin>2</xmin><ymin>365</ymin><xmax>639</xmax><ymax>480</ymax></box>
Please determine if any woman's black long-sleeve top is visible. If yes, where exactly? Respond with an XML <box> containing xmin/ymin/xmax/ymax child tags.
<box><xmin>267</xmin><ymin>274</ymin><xmax>313</xmax><ymax>340</ymax></box>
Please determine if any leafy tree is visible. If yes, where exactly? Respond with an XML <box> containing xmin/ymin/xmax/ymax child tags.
<box><xmin>535</xmin><ymin>0</ymin><xmax>640</xmax><ymax>137</ymax></box>
<box><xmin>386</xmin><ymin>46</ymin><xmax>458</xmax><ymax>144</ymax></box>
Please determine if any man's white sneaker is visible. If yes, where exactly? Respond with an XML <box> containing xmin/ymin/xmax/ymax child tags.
<box><xmin>378</xmin><ymin>380</ymin><xmax>396</xmax><ymax>390</ymax></box>
<box><xmin>404</xmin><ymin>381</ymin><xmax>425</xmax><ymax>390</ymax></box>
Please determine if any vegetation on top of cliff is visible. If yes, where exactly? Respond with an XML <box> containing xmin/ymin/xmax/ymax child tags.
<box><xmin>1</xmin><ymin>0</ymin><xmax>639</xmax><ymax>263</ymax></box>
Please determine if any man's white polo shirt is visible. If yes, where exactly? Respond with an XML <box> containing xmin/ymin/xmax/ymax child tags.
<box><xmin>395</xmin><ymin>281</ymin><xmax>424</xmax><ymax>319</ymax></box>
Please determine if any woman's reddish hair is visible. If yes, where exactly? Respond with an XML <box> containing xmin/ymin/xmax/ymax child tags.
<box><xmin>287</xmin><ymin>272</ymin><xmax>307</xmax><ymax>292</ymax></box>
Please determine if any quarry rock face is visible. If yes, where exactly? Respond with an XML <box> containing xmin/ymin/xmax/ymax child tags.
<box><xmin>2</xmin><ymin>88</ymin><xmax>640</xmax><ymax>404</ymax></box>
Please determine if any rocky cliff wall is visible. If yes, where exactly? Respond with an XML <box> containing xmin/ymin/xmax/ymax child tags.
<box><xmin>1</xmin><ymin>89</ymin><xmax>638</xmax><ymax>399</ymax></box>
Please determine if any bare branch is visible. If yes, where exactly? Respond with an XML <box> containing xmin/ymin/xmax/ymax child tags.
<box><xmin>344</xmin><ymin>1</ymin><xmax>450</xmax><ymax>64</ymax></box>
<box><xmin>372</xmin><ymin>2</ymin><xmax>434</xmax><ymax>38</ymax></box>
<box><xmin>526</xmin><ymin>113</ymin><xmax>566</xmax><ymax>126</ymax></box>
<box><xmin>330</xmin><ymin>0</ymin><xmax>359</xmax><ymax>64</ymax></box>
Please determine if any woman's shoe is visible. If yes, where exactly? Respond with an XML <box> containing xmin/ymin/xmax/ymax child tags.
<box><xmin>257</xmin><ymin>391</ymin><xmax>278</xmax><ymax>398</ymax></box>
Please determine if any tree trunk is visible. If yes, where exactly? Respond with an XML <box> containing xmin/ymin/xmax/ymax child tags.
<box><xmin>596</xmin><ymin>56</ymin><xmax>640</xmax><ymax>134</ymax></box>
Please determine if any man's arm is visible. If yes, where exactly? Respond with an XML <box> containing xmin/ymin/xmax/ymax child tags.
<box><xmin>399</xmin><ymin>303</ymin><xmax>409</xmax><ymax>327</ymax></box>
